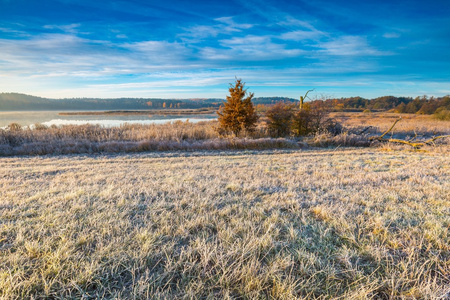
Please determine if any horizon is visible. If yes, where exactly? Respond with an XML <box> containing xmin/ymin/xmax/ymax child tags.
<box><xmin>1</xmin><ymin>0</ymin><xmax>449</xmax><ymax>99</ymax></box>
<box><xmin>4</xmin><ymin>91</ymin><xmax>450</xmax><ymax>101</ymax></box>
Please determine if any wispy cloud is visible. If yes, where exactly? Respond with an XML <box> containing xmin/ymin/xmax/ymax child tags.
<box><xmin>279</xmin><ymin>30</ymin><xmax>324</xmax><ymax>41</ymax></box>
<box><xmin>43</xmin><ymin>23</ymin><xmax>81</xmax><ymax>34</ymax></box>
<box><xmin>277</xmin><ymin>16</ymin><xmax>318</xmax><ymax>31</ymax></box>
<box><xmin>178</xmin><ymin>16</ymin><xmax>254</xmax><ymax>42</ymax></box>
<box><xmin>383</xmin><ymin>32</ymin><xmax>401</xmax><ymax>39</ymax></box>
<box><xmin>208</xmin><ymin>35</ymin><xmax>304</xmax><ymax>60</ymax></box>
<box><xmin>316</xmin><ymin>36</ymin><xmax>391</xmax><ymax>56</ymax></box>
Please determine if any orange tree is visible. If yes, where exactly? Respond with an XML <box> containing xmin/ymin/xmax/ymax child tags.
<box><xmin>217</xmin><ymin>79</ymin><xmax>258</xmax><ymax>136</ymax></box>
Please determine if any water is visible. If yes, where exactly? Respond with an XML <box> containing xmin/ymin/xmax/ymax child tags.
<box><xmin>0</xmin><ymin>111</ymin><xmax>217</xmax><ymax>128</ymax></box>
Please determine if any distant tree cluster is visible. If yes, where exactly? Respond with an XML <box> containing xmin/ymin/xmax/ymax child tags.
<box><xmin>0</xmin><ymin>93</ymin><xmax>222</xmax><ymax>111</ymax></box>
<box><xmin>315</xmin><ymin>95</ymin><xmax>450</xmax><ymax>117</ymax></box>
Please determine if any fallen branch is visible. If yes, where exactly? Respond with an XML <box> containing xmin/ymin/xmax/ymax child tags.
<box><xmin>369</xmin><ymin>117</ymin><xmax>450</xmax><ymax>148</ymax></box>
<box><xmin>357</xmin><ymin>126</ymin><xmax>373</xmax><ymax>135</ymax></box>
<box><xmin>378</xmin><ymin>117</ymin><xmax>402</xmax><ymax>139</ymax></box>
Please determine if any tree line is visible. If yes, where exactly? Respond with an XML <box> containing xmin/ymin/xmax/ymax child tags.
<box><xmin>316</xmin><ymin>95</ymin><xmax>450</xmax><ymax>116</ymax></box>
<box><xmin>217</xmin><ymin>79</ymin><xmax>450</xmax><ymax>138</ymax></box>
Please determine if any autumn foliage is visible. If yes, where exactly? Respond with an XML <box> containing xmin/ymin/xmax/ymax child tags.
<box><xmin>217</xmin><ymin>79</ymin><xmax>258</xmax><ymax>136</ymax></box>
<box><xmin>265</xmin><ymin>102</ymin><xmax>294</xmax><ymax>136</ymax></box>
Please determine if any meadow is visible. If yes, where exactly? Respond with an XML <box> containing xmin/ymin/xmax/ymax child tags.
<box><xmin>1</xmin><ymin>148</ymin><xmax>449</xmax><ymax>299</ymax></box>
<box><xmin>0</xmin><ymin>112</ymin><xmax>449</xmax><ymax>299</ymax></box>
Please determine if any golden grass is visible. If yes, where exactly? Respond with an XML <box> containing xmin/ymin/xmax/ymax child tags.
<box><xmin>1</xmin><ymin>149</ymin><xmax>449</xmax><ymax>298</ymax></box>
<box><xmin>1</xmin><ymin>113</ymin><xmax>449</xmax><ymax>156</ymax></box>
<box><xmin>331</xmin><ymin>112</ymin><xmax>450</xmax><ymax>135</ymax></box>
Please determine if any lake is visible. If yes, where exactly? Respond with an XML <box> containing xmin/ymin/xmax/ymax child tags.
<box><xmin>0</xmin><ymin>111</ymin><xmax>217</xmax><ymax>128</ymax></box>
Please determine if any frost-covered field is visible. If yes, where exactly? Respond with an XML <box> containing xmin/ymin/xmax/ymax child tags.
<box><xmin>1</xmin><ymin>149</ymin><xmax>449</xmax><ymax>299</ymax></box>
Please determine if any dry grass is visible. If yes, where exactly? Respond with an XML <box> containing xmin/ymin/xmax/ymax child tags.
<box><xmin>1</xmin><ymin>149</ymin><xmax>449</xmax><ymax>299</ymax></box>
<box><xmin>331</xmin><ymin>112</ymin><xmax>450</xmax><ymax>136</ymax></box>
<box><xmin>0</xmin><ymin>121</ymin><xmax>299</xmax><ymax>156</ymax></box>
<box><xmin>1</xmin><ymin>113</ymin><xmax>449</xmax><ymax>156</ymax></box>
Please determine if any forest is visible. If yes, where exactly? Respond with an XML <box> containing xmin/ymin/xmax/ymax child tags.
<box><xmin>1</xmin><ymin>93</ymin><xmax>449</xmax><ymax>120</ymax></box>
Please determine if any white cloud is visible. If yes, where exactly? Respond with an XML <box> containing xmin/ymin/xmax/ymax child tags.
<box><xmin>0</xmin><ymin>27</ymin><xmax>30</xmax><ymax>37</ymax></box>
<box><xmin>279</xmin><ymin>30</ymin><xmax>324</xmax><ymax>41</ymax></box>
<box><xmin>89</xmin><ymin>77</ymin><xmax>228</xmax><ymax>89</ymax></box>
<box><xmin>383</xmin><ymin>32</ymin><xmax>401</xmax><ymax>38</ymax></box>
<box><xmin>277</xmin><ymin>16</ymin><xmax>317</xmax><ymax>31</ymax></box>
<box><xmin>0</xmin><ymin>33</ymin><xmax>201</xmax><ymax>78</ymax></box>
<box><xmin>43</xmin><ymin>23</ymin><xmax>81</xmax><ymax>34</ymax></box>
<box><xmin>201</xmin><ymin>35</ymin><xmax>304</xmax><ymax>60</ymax></box>
<box><xmin>179</xmin><ymin>16</ymin><xmax>254</xmax><ymax>42</ymax></box>
<box><xmin>214</xmin><ymin>17</ymin><xmax>253</xmax><ymax>30</ymax></box>
<box><xmin>317</xmin><ymin>36</ymin><xmax>391</xmax><ymax>56</ymax></box>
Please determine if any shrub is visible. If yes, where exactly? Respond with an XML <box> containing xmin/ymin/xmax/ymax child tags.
<box><xmin>321</xmin><ymin>118</ymin><xmax>343</xmax><ymax>135</ymax></box>
<box><xmin>433</xmin><ymin>108</ymin><xmax>450</xmax><ymax>120</ymax></box>
<box><xmin>7</xmin><ymin>123</ymin><xmax>22</xmax><ymax>132</ymax></box>
<box><xmin>265</xmin><ymin>102</ymin><xmax>294</xmax><ymax>137</ymax></box>
<box><xmin>291</xmin><ymin>107</ymin><xmax>315</xmax><ymax>136</ymax></box>
<box><xmin>291</xmin><ymin>103</ymin><xmax>342</xmax><ymax>136</ymax></box>
<box><xmin>217</xmin><ymin>79</ymin><xmax>258</xmax><ymax>136</ymax></box>
<box><xmin>34</xmin><ymin>123</ymin><xmax>48</xmax><ymax>131</ymax></box>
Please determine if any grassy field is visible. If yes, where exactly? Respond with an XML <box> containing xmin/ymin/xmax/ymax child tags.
<box><xmin>1</xmin><ymin>148</ymin><xmax>449</xmax><ymax>299</ymax></box>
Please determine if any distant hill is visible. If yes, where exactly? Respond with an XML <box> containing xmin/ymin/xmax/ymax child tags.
<box><xmin>0</xmin><ymin>93</ymin><xmax>299</xmax><ymax>111</ymax></box>
<box><xmin>1</xmin><ymin>93</ymin><xmax>448</xmax><ymax>116</ymax></box>
<box><xmin>0</xmin><ymin>93</ymin><xmax>223</xmax><ymax>111</ymax></box>
<box><xmin>0</xmin><ymin>93</ymin><xmax>54</xmax><ymax>110</ymax></box>
<box><xmin>252</xmin><ymin>97</ymin><xmax>297</xmax><ymax>104</ymax></box>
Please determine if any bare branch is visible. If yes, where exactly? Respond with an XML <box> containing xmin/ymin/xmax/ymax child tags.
<box><xmin>358</xmin><ymin>126</ymin><xmax>372</xmax><ymax>135</ymax></box>
<box><xmin>369</xmin><ymin>117</ymin><xmax>449</xmax><ymax>149</ymax></box>
<box><xmin>378</xmin><ymin>117</ymin><xmax>402</xmax><ymax>139</ymax></box>
<box><xmin>299</xmin><ymin>89</ymin><xmax>315</xmax><ymax>110</ymax></box>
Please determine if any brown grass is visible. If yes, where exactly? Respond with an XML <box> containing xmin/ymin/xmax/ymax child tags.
<box><xmin>331</xmin><ymin>112</ymin><xmax>450</xmax><ymax>136</ymax></box>
<box><xmin>1</xmin><ymin>113</ymin><xmax>449</xmax><ymax>156</ymax></box>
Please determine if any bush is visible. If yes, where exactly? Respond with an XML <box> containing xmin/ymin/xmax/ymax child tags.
<box><xmin>291</xmin><ymin>103</ymin><xmax>342</xmax><ymax>137</ymax></box>
<box><xmin>265</xmin><ymin>100</ymin><xmax>343</xmax><ymax>137</ymax></box>
<box><xmin>265</xmin><ymin>102</ymin><xmax>294</xmax><ymax>137</ymax></box>
<box><xmin>217</xmin><ymin>79</ymin><xmax>258</xmax><ymax>136</ymax></box>
<box><xmin>7</xmin><ymin>123</ymin><xmax>22</xmax><ymax>132</ymax></box>
<box><xmin>34</xmin><ymin>123</ymin><xmax>49</xmax><ymax>131</ymax></box>
<box><xmin>433</xmin><ymin>108</ymin><xmax>450</xmax><ymax>120</ymax></box>
<box><xmin>321</xmin><ymin>119</ymin><xmax>343</xmax><ymax>135</ymax></box>
<box><xmin>291</xmin><ymin>108</ymin><xmax>315</xmax><ymax>136</ymax></box>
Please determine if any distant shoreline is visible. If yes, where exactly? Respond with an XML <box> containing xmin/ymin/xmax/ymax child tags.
<box><xmin>59</xmin><ymin>108</ymin><xmax>217</xmax><ymax>116</ymax></box>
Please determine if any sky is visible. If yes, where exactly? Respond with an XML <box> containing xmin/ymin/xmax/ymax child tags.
<box><xmin>0</xmin><ymin>0</ymin><xmax>449</xmax><ymax>99</ymax></box>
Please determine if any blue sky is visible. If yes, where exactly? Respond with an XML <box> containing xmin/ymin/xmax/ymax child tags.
<box><xmin>0</xmin><ymin>0</ymin><xmax>449</xmax><ymax>99</ymax></box>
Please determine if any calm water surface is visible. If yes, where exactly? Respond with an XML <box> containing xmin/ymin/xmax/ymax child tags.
<box><xmin>0</xmin><ymin>111</ymin><xmax>217</xmax><ymax>128</ymax></box>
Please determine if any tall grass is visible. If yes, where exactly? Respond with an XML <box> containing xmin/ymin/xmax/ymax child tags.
<box><xmin>0</xmin><ymin>121</ymin><xmax>298</xmax><ymax>155</ymax></box>
<box><xmin>1</xmin><ymin>114</ymin><xmax>449</xmax><ymax>156</ymax></box>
